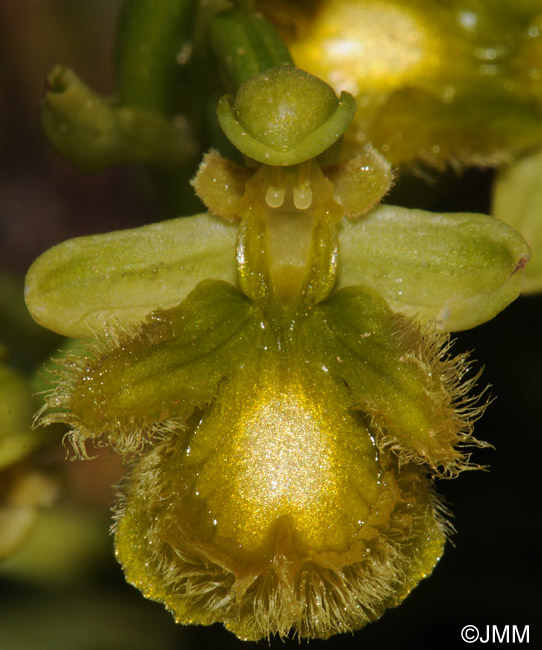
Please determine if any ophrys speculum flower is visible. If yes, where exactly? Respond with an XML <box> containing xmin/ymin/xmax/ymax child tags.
<box><xmin>25</xmin><ymin>66</ymin><xmax>529</xmax><ymax>640</ymax></box>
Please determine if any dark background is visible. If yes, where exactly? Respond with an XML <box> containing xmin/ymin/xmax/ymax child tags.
<box><xmin>0</xmin><ymin>2</ymin><xmax>539</xmax><ymax>648</ymax></box>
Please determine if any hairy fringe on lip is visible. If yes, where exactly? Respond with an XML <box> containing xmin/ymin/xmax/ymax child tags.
<box><xmin>360</xmin><ymin>314</ymin><xmax>491</xmax><ymax>478</ymax></box>
<box><xmin>113</xmin><ymin>437</ymin><xmax>448</xmax><ymax>641</ymax></box>
<box><xmin>32</xmin><ymin>319</ymin><xmax>188</xmax><ymax>460</ymax></box>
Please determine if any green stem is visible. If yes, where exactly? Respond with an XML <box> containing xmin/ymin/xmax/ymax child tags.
<box><xmin>115</xmin><ymin>0</ymin><xmax>199</xmax><ymax>115</ymax></box>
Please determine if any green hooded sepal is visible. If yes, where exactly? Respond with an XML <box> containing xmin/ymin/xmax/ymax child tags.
<box><xmin>217</xmin><ymin>66</ymin><xmax>356</xmax><ymax>166</ymax></box>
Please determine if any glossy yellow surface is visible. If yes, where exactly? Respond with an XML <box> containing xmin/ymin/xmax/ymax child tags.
<box><xmin>290</xmin><ymin>0</ymin><xmax>433</xmax><ymax>97</ymax></box>
<box><xmin>181</xmin><ymin>362</ymin><xmax>380</xmax><ymax>554</ymax></box>
<box><xmin>264</xmin><ymin>0</ymin><xmax>542</xmax><ymax>167</ymax></box>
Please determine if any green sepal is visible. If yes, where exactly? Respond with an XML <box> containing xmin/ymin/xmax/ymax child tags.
<box><xmin>217</xmin><ymin>90</ymin><xmax>356</xmax><ymax>166</ymax></box>
<box><xmin>298</xmin><ymin>286</ymin><xmax>484</xmax><ymax>475</ymax></box>
<box><xmin>217</xmin><ymin>66</ymin><xmax>356</xmax><ymax>166</ymax></box>
<box><xmin>337</xmin><ymin>205</ymin><xmax>531</xmax><ymax>332</ymax></box>
<box><xmin>25</xmin><ymin>213</ymin><xmax>237</xmax><ymax>339</ymax></box>
<box><xmin>55</xmin><ymin>280</ymin><xmax>263</xmax><ymax>456</ymax></box>
<box><xmin>493</xmin><ymin>148</ymin><xmax>542</xmax><ymax>294</ymax></box>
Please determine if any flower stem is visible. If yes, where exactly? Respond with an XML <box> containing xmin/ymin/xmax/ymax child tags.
<box><xmin>115</xmin><ymin>0</ymin><xmax>199</xmax><ymax>115</ymax></box>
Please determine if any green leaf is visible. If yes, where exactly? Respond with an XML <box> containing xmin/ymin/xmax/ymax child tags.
<box><xmin>337</xmin><ymin>205</ymin><xmax>530</xmax><ymax>332</ymax></box>
<box><xmin>25</xmin><ymin>213</ymin><xmax>237</xmax><ymax>338</ymax></box>
<box><xmin>492</xmin><ymin>148</ymin><xmax>542</xmax><ymax>294</ymax></box>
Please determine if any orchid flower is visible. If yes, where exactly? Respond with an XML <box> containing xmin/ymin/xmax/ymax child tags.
<box><xmin>25</xmin><ymin>64</ymin><xmax>530</xmax><ymax>640</ymax></box>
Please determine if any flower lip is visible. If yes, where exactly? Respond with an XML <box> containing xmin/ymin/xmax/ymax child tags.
<box><xmin>217</xmin><ymin>66</ymin><xmax>356</xmax><ymax>165</ymax></box>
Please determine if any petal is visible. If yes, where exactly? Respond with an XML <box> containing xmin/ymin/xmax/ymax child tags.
<box><xmin>337</xmin><ymin>205</ymin><xmax>531</xmax><ymax>332</ymax></box>
<box><xmin>323</xmin><ymin>145</ymin><xmax>393</xmax><ymax>217</ymax></box>
<box><xmin>115</xmin><ymin>346</ymin><xmax>445</xmax><ymax>639</ymax></box>
<box><xmin>25</xmin><ymin>213</ymin><xmax>237</xmax><ymax>338</ymax></box>
<box><xmin>493</xmin><ymin>148</ymin><xmax>542</xmax><ymax>294</ymax></box>
<box><xmin>192</xmin><ymin>150</ymin><xmax>252</xmax><ymax>221</ymax></box>
<box><xmin>41</xmin><ymin>281</ymin><xmax>261</xmax><ymax>457</ymax></box>
<box><xmin>301</xmin><ymin>285</ymin><xmax>488</xmax><ymax>476</ymax></box>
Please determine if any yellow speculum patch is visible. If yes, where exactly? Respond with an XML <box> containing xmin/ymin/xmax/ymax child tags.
<box><xmin>181</xmin><ymin>362</ymin><xmax>381</xmax><ymax>555</ymax></box>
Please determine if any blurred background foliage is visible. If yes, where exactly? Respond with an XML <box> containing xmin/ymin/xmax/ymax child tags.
<box><xmin>0</xmin><ymin>1</ymin><xmax>540</xmax><ymax>649</ymax></box>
